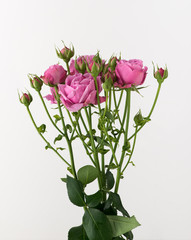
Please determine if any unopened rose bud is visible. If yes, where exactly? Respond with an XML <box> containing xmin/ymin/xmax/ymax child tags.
<box><xmin>75</xmin><ymin>57</ymin><xmax>86</xmax><ymax>74</ymax></box>
<box><xmin>56</xmin><ymin>45</ymin><xmax>74</xmax><ymax>63</ymax></box>
<box><xmin>153</xmin><ymin>64</ymin><xmax>168</xmax><ymax>84</ymax></box>
<box><xmin>29</xmin><ymin>75</ymin><xmax>43</xmax><ymax>91</ymax></box>
<box><xmin>108</xmin><ymin>57</ymin><xmax>118</xmax><ymax>71</ymax></box>
<box><xmin>103</xmin><ymin>71</ymin><xmax>114</xmax><ymax>91</ymax></box>
<box><xmin>20</xmin><ymin>92</ymin><xmax>33</xmax><ymax>107</ymax></box>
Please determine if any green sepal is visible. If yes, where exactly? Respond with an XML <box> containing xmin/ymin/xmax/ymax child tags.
<box><xmin>66</xmin><ymin>175</ymin><xmax>85</xmax><ymax>207</ymax></box>
<box><xmin>53</xmin><ymin>114</ymin><xmax>61</xmax><ymax>124</ymax></box>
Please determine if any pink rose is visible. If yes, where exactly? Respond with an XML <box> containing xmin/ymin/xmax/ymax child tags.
<box><xmin>70</xmin><ymin>55</ymin><xmax>94</xmax><ymax>75</ymax></box>
<box><xmin>58</xmin><ymin>73</ymin><xmax>106</xmax><ymax>112</ymax></box>
<box><xmin>41</xmin><ymin>64</ymin><xmax>67</xmax><ymax>86</ymax></box>
<box><xmin>155</xmin><ymin>68</ymin><xmax>164</xmax><ymax>78</ymax></box>
<box><xmin>115</xmin><ymin>59</ymin><xmax>148</xmax><ymax>88</ymax></box>
<box><xmin>44</xmin><ymin>87</ymin><xmax>57</xmax><ymax>104</ymax></box>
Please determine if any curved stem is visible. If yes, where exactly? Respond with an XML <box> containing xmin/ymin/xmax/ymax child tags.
<box><xmin>122</xmin><ymin>126</ymin><xmax>137</xmax><ymax>173</ymax></box>
<box><xmin>93</xmin><ymin>76</ymin><xmax>101</xmax><ymax>113</ymax></box>
<box><xmin>66</xmin><ymin>62</ymin><xmax>70</xmax><ymax>75</ymax></box>
<box><xmin>54</xmin><ymin>87</ymin><xmax>77</xmax><ymax>179</ymax></box>
<box><xmin>38</xmin><ymin>92</ymin><xmax>64</xmax><ymax>136</ymax></box>
<box><xmin>26</xmin><ymin>107</ymin><xmax>71</xmax><ymax>167</ymax></box>
<box><xmin>127</xmin><ymin>83</ymin><xmax>162</xmax><ymax>141</ymax></box>
<box><xmin>115</xmin><ymin>89</ymin><xmax>131</xmax><ymax>193</ymax></box>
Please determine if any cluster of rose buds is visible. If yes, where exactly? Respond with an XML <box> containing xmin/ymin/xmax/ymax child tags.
<box><xmin>20</xmin><ymin>44</ymin><xmax>168</xmax><ymax>111</ymax></box>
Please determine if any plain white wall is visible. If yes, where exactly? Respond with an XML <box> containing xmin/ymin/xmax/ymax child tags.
<box><xmin>1</xmin><ymin>0</ymin><xmax>191</xmax><ymax>239</ymax></box>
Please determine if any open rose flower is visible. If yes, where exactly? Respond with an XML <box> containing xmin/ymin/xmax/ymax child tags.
<box><xmin>58</xmin><ymin>73</ymin><xmax>105</xmax><ymax>112</ymax></box>
<box><xmin>41</xmin><ymin>64</ymin><xmax>67</xmax><ymax>86</ymax></box>
<box><xmin>115</xmin><ymin>59</ymin><xmax>148</xmax><ymax>88</ymax></box>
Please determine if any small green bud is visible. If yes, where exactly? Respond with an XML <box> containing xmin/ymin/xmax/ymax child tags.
<box><xmin>20</xmin><ymin>92</ymin><xmax>33</xmax><ymax>107</ymax></box>
<box><xmin>29</xmin><ymin>75</ymin><xmax>43</xmax><ymax>91</ymax></box>
<box><xmin>153</xmin><ymin>63</ymin><xmax>168</xmax><ymax>84</ymax></box>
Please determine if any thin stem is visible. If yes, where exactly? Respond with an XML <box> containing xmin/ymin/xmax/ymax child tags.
<box><xmin>38</xmin><ymin>91</ymin><xmax>64</xmax><ymax>136</ymax></box>
<box><xmin>115</xmin><ymin>89</ymin><xmax>131</xmax><ymax>193</ymax></box>
<box><xmin>122</xmin><ymin>127</ymin><xmax>138</xmax><ymax>173</ymax></box>
<box><xmin>54</xmin><ymin>87</ymin><xmax>77</xmax><ymax>179</ymax></box>
<box><xmin>66</xmin><ymin>62</ymin><xmax>70</xmax><ymax>75</ymax></box>
<box><xmin>93</xmin><ymin>76</ymin><xmax>101</xmax><ymax>113</ymax></box>
<box><xmin>113</xmin><ymin>88</ymin><xmax>123</xmax><ymax>127</ymax></box>
<box><xmin>26</xmin><ymin>107</ymin><xmax>71</xmax><ymax>167</ymax></box>
<box><xmin>109</xmin><ymin>90</ymin><xmax>127</xmax><ymax>165</ymax></box>
<box><xmin>84</xmin><ymin>107</ymin><xmax>102</xmax><ymax>189</ymax></box>
<box><xmin>80</xmin><ymin>112</ymin><xmax>89</xmax><ymax>134</ymax></box>
<box><xmin>127</xmin><ymin>83</ymin><xmax>162</xmax><ymax>141</ymax></box>
<box><xmin>66</xmin><ymin>109</ymin><xmax>95</xmax><ymax>165</ymax></box>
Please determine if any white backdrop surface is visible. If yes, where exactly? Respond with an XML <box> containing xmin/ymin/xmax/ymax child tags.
<box><xmin>0</xmin><ymin>0</ymin><xmax>191</xmax><ymax>239</ymax></box>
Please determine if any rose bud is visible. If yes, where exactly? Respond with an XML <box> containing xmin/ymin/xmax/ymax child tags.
<box><xmin>20</xmin><ymin>92</ymin><xmax>33</xmax><ymax>107</ymax></box>
<box><xmin>154</xmin><ymin>64</ymin><xmax>168</xmax><ymax>84</ymax></box>
<box><xmin>115</xmin><ymin>59</ymin><xmax>148</xmax><ymax>89</ymax></box>
<box><xmin>103</xmin><ymin>71</ymin><xmax>114</xmax><ymax>91</ymax></box>
<box><xmin>74</xmin><ymin>56</ymin><xmax>86</xmax><ymax>74</ymax></box>
<box><xmin>29</xmin><ymin>75</ymin><xmax>43</xmax><ymax>92</ymax></box>
<box><xmin>56</xmin><ymin>45</ymin><xmax>74</xmax><ymax>63</ymax></box>
<box><xmin>108</xmin><ymin>57</ymin><xmax>118</xmax><ymax>71</ymax></box>
<box><xmin>41</xmin><ymin>64</ymin><xmax>67</xmax><ymax>86</ymax></box>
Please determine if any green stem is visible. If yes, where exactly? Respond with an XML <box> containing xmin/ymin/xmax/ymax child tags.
<box><xmin>109</xmin><ymin>90</ymin><xmax>127</xmax><ymax>165</ymax></box>
<box><xmin>122</xmin><ymin>127</ymin><xmax>137</xmax><ymax>173</ymax></box>
<box><xmin>38</xmin><ymin>91</ymin><xmax>64</xmax><ymax>136</ymax></box>
<box><xmin>127</xmin><ymin>83</ymin><xmax>162</xmax><ymax>142</ymax></box>
<box><xmin>66</xmin><ymin>109</ymin><xmax>95</xmax><ymax>165</ymax></box>
<box><xmin>93</xmin><ymin>76</ymin><xmax>101</xmax><ymax>113</ymax></box>
<box><xmin>54</xmin><ymin>87</ymin><xmax>77</xmax><ymax>179</ymax></box>
<box><xmin>84</xmin><ymin>107</ymin><xmax>102</xmax><ymax>189</ymax></box>
<box><xmin>66</xmin><ymin>62</ymin><xmax>70</xmax><ymax>74</ymax></box>
<box><xmin>113</xmin><ymin>88</ymin><xmax>124</xmax><ymax>127</ymax></box>
<box><xmin>26</xmin><ymin>107</ymin><xmax>71</xmax><ymax>167</ymax></box>
<box><xmin>115</xmin><ymin>89</ymin><xmax>131</xmax><ymax>193</ymax></box>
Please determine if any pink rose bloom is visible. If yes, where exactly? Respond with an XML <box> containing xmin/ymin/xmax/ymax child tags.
<box><xmin>115</xmin><ymin>59</ymin><xmax>148</xmax><ymax>88</ymax></box>
<box><xmin>58</xmin><ymin>73</ymin><xmax>106</xmax><ymax>112</ymax></box>
<box><xmin>70</xmin><ymin>55</ymin><xmax>94</xmax><ymax>75</ymax></box>
<box><xmin>41</xmin><ymin>64</ymin><xmax>67</xmax><ymax>86</ymax></box>
<box><xmin>44</xmin><ymin>87</ymin><xmax>57</xmax><ymax>104</ymax></box>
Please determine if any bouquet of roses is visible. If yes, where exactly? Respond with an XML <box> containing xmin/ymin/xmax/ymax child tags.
<box><xmin>19</xmin><ymin>43</ymin><xmax>168</xmax><ymax>240</ymax></box>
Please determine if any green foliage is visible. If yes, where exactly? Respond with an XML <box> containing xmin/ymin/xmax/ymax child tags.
<box><xmin>68</xmin><ymin>225</ymin><xmax>88</xmax><ymax>240</ymax></box>
<box><xmin>107</xmin><ymin>215</ymin><xmax>140</xmax><ymax>238</ymax></box>
<box><xmin>105</xmin><ymin>171</ymin><xmax>115</xmax><ymax>190</ymax></box>
<box><xmin>77</xmin><ymin>165</ymin><xmax>98</xmax><ymax>186</ymax></box>
<box><xmin>66</xmin><ymin>175</ymin><xmax>85</xmax><ymax>207</ymax></box>
<box><xmin>37</xmin><ymin>124</ymin><xmax>46</xmax><ymax>133</ymax></box>
<box><xmin>86</xmin><ymin>191</ymin><xmax>103</xmax><ymax>208</ymax></box>
<box><xmin>66</xmin><ymin>124</ymin><xmax>72</xmax><ymax>133</ymax></box>
<box><xmin>53</xmin><ymin>114</ymin><xmax>61</xmax><ymax>124</ymax></box>
<box><xmin>83</xmin><ymin>208</ymin><xmax>113</xmax><ymax>240</ymax></box>
<box><xmin>54</xmin><ymin>134</ymin><xmax>63</xmax><ymax>144</ymax></box>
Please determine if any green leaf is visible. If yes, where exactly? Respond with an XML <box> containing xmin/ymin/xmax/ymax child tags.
<box><xmin>93</xmin><ymin>136</ymin><xmax>110</xmax><ymax>147</ymax></box>
<box><xmin>54</xmin><ymin>134</ymin><xmax>63</xmax><ymax>144</ymax></box>
<box><xmin>56</xmin><ymin>147</ymin><xmax>65</xmax><ymax>151</ymax></box>
<box><xmin>77</xmin><ymin>165</ymin><xmax>98</xmax><ymax>185</ymax></box>
<box><xmin>68</xmin><ymin>225</ymin><xmax>88</xmax><ymax>240</ymax></box>
<box><xmin>37</xmin><ymin>124</ymin><xmax>46</xmax><ymax>133</ymax></box>
<box><xmin>86</xmin><ymin>190</ymin><xmax>103</xmax><ymax>207</ymax></box>
<box><xmin>66</xmin><ymin>175</ymin><xmax>85</xmax><ymax>207</ymax></box>
<box><xmin>105</xmin><ymin>111</ymin><xmax>115</xmax><ymax>122</ymax></box>
<box><xmin>45</xmin><ymin>143</ymin><xmax>51</xmax><ymax>150</ymax></box>
<box><xmin>83</xmin><ymin>208</ymin><xmax>113</xmax><ymax>240</ymax></box>
<box><xmin>97</xmin><ymin>148</ymin><xmax>110</xmax><ymax>155</ymax></box>
<box><xmin>66</xmin><ymin>124</ymin><xmax>72</xmax><ymax>133</ymax></box>
<box><xmin>53</xmin><ymin>114</ymin><xmax>61</xmax><ymax>124</ymax></box>
<box><xmin>105</xmin><ymin>171</ymin><xmax>115</xmax><ymax>190</ymax></box>
<box><xmin>60</xmin><ymin>178</ymin><xmax>67</xmax><ymax>183</ymax></box>
<box><xmin>109</xmin><ymin>192</ymin><xmax>130</xmax><ymax>217</ymax></box>
<box><xmin>107</xmin><ymin>215</ymin><xmax>140</xmax><ymax>238</ymax></box>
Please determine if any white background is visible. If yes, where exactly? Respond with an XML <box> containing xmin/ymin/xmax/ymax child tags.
<box><xmin>1</xmin><ymin>0</ymin><xmax>191</xmax><ymax>239</ymax></box>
